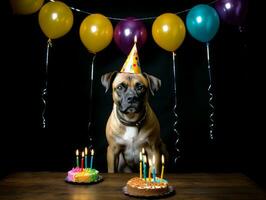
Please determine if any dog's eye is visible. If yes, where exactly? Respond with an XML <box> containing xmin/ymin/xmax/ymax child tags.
<box><xmin>136</xmin><ymin>84</ymin><xmax>144</xmax><ymax>91</ymax></box>
<box><xmin>117</xmin><ymin>85</ymin><xmax>124</xmax><ymax>91</ymax></box>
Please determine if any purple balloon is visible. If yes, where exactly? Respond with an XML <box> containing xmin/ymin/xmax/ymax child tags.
<box><xmin>215</xmin><ymin>0</ymin><xmax>248</xmax><ymax>25</ymax></box>
<box><xmin>114</xmin><ymin>17</ymin><xmax>147</xmax><ymax>54</ymax></box>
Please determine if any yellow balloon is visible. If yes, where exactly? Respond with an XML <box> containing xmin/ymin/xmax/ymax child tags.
<box><xmin>79</xmin><ymin>14</ymin><xmax>113</xmax><ymax>54</ymax></box>
<box><xmin>152</xmin><ymin>13</ymin><xmax>186</xmax><ymax>52</ymax></box>
<box><xmin>38</xmin><ymin>1</ymin><xmax>73</xmax><ymax>39</ymax></box>
<box><xmin>10</xmin><ymin>0</ymin><xmax>44</xmax><ymax>15</ymax></box>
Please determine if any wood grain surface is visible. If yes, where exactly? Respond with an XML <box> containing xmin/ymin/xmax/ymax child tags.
<box><xmin>0</xmin><ymin>172</ymin><xmax>265</xmax><ymax>200</ymax></box>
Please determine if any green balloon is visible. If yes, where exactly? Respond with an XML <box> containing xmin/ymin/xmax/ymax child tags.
<box><xmin>186</xmin><ymin>4</ymin><xmax>220</xmax><ymax>43</ymax></box>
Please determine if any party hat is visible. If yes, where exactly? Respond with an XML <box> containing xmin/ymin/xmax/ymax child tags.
<box><xmin>120</xmin><ymin>39</ymin><xmax>141</xmax><ymax>74</ymax></box>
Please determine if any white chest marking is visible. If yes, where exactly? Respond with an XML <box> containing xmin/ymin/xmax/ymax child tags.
<box><xmin>123</xmin><ymin>127</ymin><xmax>138</xmax><ymax>141</ymax></box>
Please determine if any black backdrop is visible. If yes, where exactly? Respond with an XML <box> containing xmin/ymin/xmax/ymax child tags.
<box><xmin>1</xmin><ymin>0</ymin><xmax>264</xmax><ymax>187</ymax></box>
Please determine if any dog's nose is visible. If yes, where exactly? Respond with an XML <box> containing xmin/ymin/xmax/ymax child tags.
<box><xmin>127</xmin><ymin>96</ymin><xmax>137</xmax><ymax>103</ymax></box>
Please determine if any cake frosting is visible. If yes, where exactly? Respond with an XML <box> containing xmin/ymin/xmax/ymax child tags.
<box><xmin>126</xmin><ymin>177</ymin><xmax>169</xmax><ymax>197</ymax></box>
<box><xmin>66</xmin><ymin>167</ymin><xmax>99</xmax><ymax>183</ymax></box>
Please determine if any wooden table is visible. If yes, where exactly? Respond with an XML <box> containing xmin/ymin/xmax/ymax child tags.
<box><xmin>0</xmin><ymin>172</ymin><xmax>265</xmax><ymax>200</ymax></box>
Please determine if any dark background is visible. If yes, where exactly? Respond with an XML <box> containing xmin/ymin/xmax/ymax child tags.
<box><xmin>1</xmin><ymin>0</ymin><xmax>264</xmax><ymax>188</ymax></box>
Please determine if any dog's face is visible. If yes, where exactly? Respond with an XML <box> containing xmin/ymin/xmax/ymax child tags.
<box><xmin>101</xmin><ymin>72</ymin><xmax>161</xmax><ymax>115</ymax></box>
<box><xmin>112</xmin><ymin>73</ymin><xmax>148</xmax><ymax>114</ymax></box>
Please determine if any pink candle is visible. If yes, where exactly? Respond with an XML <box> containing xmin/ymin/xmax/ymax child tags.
<box><xmin>81</xmin><ymin>151</ymin><xmax>84</xmax><ymax>170</ymax></box>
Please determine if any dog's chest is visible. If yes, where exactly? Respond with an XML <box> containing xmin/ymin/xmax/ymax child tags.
<box><xmin>123</xmin><ymin>127</ymin><xmax>138</xmax><ymax>141</ymax></box>
<box><xmin>120</xmin><ymin>126</ymin><xmax>141</xmax><ymax>163</ymax></box>
<box><xmin>115</xmin><ymin>126</ymin><xmax>141</xmax><ymax>148</ymax></box>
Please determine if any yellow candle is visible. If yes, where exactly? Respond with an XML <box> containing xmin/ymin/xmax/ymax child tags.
<box><xmin>148</xmin><ymin>159</ymin><xmax>152</xmax><ymax>182</ymax></box>
<box><xmin>161</xmin><ymin>154</ymin><xmax>165</xmax><ymax>179</ymax></box>
<box><xmin>139</xmin><ymin>152</ymin><xmax>142</xmax><ymax>178</ymax></box>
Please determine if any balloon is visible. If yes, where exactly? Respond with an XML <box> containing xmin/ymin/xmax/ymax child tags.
<box><xmin>38</xmin><ymin>1</ymin><xmax>73</xmax><ymax>39</ymax></box>
<box><xmin>186</xmin><ymin>4</ymin><xmax>220</xmax><ymax>43</ymax></box>
<box><xmin>114</xmin><ymin>17</ymin><xmax>147</xmax><ymax>55</ymax></box>
<box><xmin>80</xmin><ymin>14</ymin><xmax>113</xmax><ymax>54</ymax></box>
<box><xmin>214</xmin><ymin>0</ymin><xmax>248</xmax><ymax>26</ymax></box>
<box><xmin>152</xmin><ymin>13</ymin><xmax>186</xmax><ymax>52</ymax></box>
<box><xmin>10</xmin><ymin>0</ymin><xmax>44</xmax><ymax>15</ymax></box>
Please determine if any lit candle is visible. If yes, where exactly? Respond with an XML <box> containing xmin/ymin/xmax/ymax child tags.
<box><xmin>139</xmin><ymin>152</ymin><xmax>143</xmax><ymax>179</ymax></box>
<box><xmin>148</xmin><ymin>159</ymin><xmax>152</xmax><ymax>182</ymax></box>
<box><xmin>161</xmin><ymin>154</ymin><xmax>165</xmax><ymax>179</ymax></box>
<box><xmin>143</xmin><ymin>155</ymin><xmax>147</xmax><ymax>181</ymax></box>
<box><xmin>81</xmin><ymin>151</ymin><xmax>84</xmax><ymax>170</ymax></box>
<box><xmin>152</xmin><ymin>155</ymin><xmax>156</xmax><ymax>182</ymax></box>
<box><xmin>141</xmin><ymin>148</ymin><xmax>145</xmax><ymax>172</ymax></box>
<box><xmin>75</xmin><ymin>149</ymin><xmax>79</xmax><ymax>168</ymax></box>
<box><xmin>85</xmin><ymin>147</ymin><xmax>88</xmax><ymax>169</ymax></box>
<box><xmin>90</xmin><ymin>149</ymin><xmax>94</xmax><ymax>169</ymax></box>
<box><xmin>134</xmin><ymin>35</ymin><xmax>137</xmax><ymax>43</ymax></box>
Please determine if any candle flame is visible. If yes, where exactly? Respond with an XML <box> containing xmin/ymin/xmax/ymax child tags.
<box><xmin>152</xmin><ymin>155</ymin><xmax>155</xmax><ymax>165</ymax></box>
<box><xmin>85</xmin><ymin>147</ymin><xmax>88</xmax><ymax>155</ymax></box>
<box><xmin>134</xmin><ymin>35</ymin><xmax>137</xmax><ymax>43</ymax></box>
<box><xmin>82</xmin><ymin>151</ymin><xmax>85</xmax><ymax>157</ymax></box>
<box><xmin>142</xmin><ymin>148</ymin><xmax>145</xmax><ymax>154</ymax></box>
<box><xmin>161</xmin><ymin>154</ymin><xmax>165</xmax><ymax>164</ymax></box>
<box><xmin>139</xmin><ymin>152</ymin><xmax>142</xmax><ymax>161</ymax></box>
<box><xmin>91</xmin><ymin>149</ymin><xmax>94</xmax><ymax>156</ymax></box>
<box><xmin>76</xmin><ymin>149</ymin><xmax>79</xmax><ymax>156</ymax></box>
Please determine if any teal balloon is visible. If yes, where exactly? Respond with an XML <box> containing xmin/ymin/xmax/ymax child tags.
<box><xmin>186</xmin><ymin>4</ymin><xmax>220</xmax><ymax>42</ymax></box>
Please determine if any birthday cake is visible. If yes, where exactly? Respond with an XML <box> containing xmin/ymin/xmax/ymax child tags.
<box><xmin>66</xmin><ymin>167</ymin><xmax>99</xmax><ymax>183</ymax></box>
<box><xmin>65</xmin><ymin>148</ymin><xmax>101</xmax><ymax>183</ymax></box>
<box><xmin>125</xmin><ymin>177</ymin><xmax>169</xmax><ymax>197</ymax></box>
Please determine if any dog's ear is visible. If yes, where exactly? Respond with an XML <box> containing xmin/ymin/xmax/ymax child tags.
<box><xmin>101</xmin><ymin>71</ymin><xmax>118</xmax><ymax>93</ymax></box>
<box><xmin>143</xmin><ymin>72</ymin><xmax>161</xmax><ymax>96</ymax></box>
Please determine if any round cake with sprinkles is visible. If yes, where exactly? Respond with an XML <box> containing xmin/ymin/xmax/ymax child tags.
<box><xmin>126</xmin><ymin>177</ymin><xmax>169</xmax><ymax>197</ymax></box>
<box><xmin>66</xmin><ymin>167</ymin><xmax>99</xmax><ymax>183</ymax></box>
<box><xmin>65</xmin><ymin>148</ymin><xmax>101</xmax><ymax>184</ymax></box>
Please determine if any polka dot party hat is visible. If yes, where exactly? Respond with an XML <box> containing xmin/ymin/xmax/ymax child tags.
<box><xmin>120</xmin><ymin>39</ymin><xmax>141</xmax><ymax>74</ymax></box>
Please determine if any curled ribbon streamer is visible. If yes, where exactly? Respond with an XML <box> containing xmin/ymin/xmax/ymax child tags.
<box><xmin>172</xmin><ymin>52</ymin><xmax>181</xmax><ymax>163</ymax></box>
<box><xmin>87</xmin><ymin>54</ymin><xmax>96</xmax><ymax>149</ymax></box>
<box><xmin>206</xmin><ymin>42</ymin><xmax>215</xmax><ymax>140</ymax></box>
<box><xmin>41</xmin><ymin>38</ymin><xmax>52</xmax><ymax>128</ymax></box>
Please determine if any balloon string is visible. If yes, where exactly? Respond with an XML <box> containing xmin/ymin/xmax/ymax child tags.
<box><xmin>41</xmin><ymin>39</ymin><xmax>52</xmax><ymax>128</ymax></box>
<box><xmin>172</xmin><ymin>52</ymin><xmax>181</xmax><ymax>163</ymax></box>
<box><xmin>49</xmin><ymin>0</ymin><xmax>219</xmax><ymax>21</ymax></box>
<box><xmin>206</xmin><ymin>42</ymin><xmax>214</xmax><ymax>140</ymax></box>
<box><xmin>87</xmin><ymin>54</ymin><xmax>96</xmax><ymax>149</ymax></box>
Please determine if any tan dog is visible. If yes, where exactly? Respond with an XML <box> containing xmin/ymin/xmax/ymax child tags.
<box><xmin>101</xmin><ymin>71</ymin><xmax>168</xmax><ymax>173</ymax></box>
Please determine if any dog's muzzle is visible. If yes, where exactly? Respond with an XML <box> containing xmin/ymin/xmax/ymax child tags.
<box><xmin>119</xmin><ymin>92</ymin><xmax>144</xmax><ymax>114</ymax></box>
